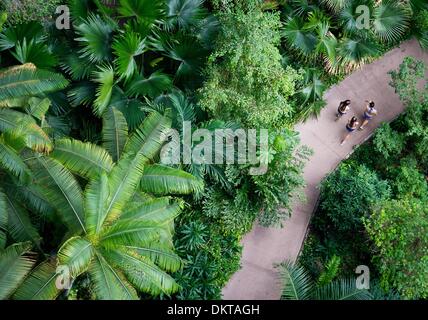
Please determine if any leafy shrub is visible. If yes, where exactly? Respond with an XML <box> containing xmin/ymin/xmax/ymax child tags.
<box><xmin>199</xmin><ymin>1</ymin><xmax>301</xmax><ymax>129</ymax></box>
<box><xmin>0</xmin><ymin>0</ymin><xmax>61</xmax><ymax>25</ymax></box>
<box><xmin>373</xmin><ymin>123</ymin><xmax>405</xmax><ymax>160</ymax></box>
<box><xmin>392</xmin><ymin>159</ymin><xmax>428</xmax><ymax>199</ymax></box>
<box><xmin>319</xmin><ymin>164</ymin><xmax>391</xmax><ymax>232</ymax></box>
<box><xmin>365</xmin><ymin>198</ymin><xmax>428</xmax><ymax>299</ymax></box>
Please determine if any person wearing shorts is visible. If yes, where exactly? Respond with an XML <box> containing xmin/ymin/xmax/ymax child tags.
<box><xmin>341</xmin><ymin>116</ymin><xmax>359</xmax><ymax>145</ymax></box>
<box><xmin>359</xmin><ymin>101</ymin><xmax>377</xmax><ymax>130</ymax></box>
<box><xmin>335</xmin><ymin>100</ymin><xmax>351</xmax><ymax>121</ymax></box>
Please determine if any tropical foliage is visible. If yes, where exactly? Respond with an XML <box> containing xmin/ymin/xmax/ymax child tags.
<box><xmin>0</xmin><ymin>0</ymin><xmax>427</xmax><ymax>301</ymax></box>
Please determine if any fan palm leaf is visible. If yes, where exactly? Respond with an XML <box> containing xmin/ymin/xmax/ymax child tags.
<box><xmin>125</xmin><ymin>71</ymin><xmax>173</xmax><ymax>99</ymax></box>
<box><xmin>165</xmin><ymin>0</ymin><xmax>208</xmax><ymax>30</ymax></box>
<box><xmin>320</xmin><ymin>0</ymin><xmax>348</xmax><ymax>13</ymax></box>
<box><xmin>282</xmin><ymin>17</ymin><xmax>317</xmax><ymax>56</ymax></box>
<box><xmin>118</xmin><ymin>0</ymin><xmax>165</xmax><ymax>28</ymax></box>
<box><xmin>61</xmin><ymin>52</ymin><xmax>96</xmax><ymax>81</ymax></box>
<box><xmin>373</xmin><ymin>0</ymin><xmax>411</xmax><ymax>43</ymax></box>
<box><xmin>12</xmin><ymin>39</ymin><xmax>58</xmax><ymax>70</ymax></box>
<box><xmin>75</xmin><ymin>15</ymin><xmax>116</xmax><ymax>63</ymax></box>
<box><xmin>113</xmin><ymin>31</ymin><xmax>146</xmax><ymax>81</ymax></box>
<box><xmin>92</xmin><ymin>64</ymin><xmax>115</xmax><ymax>116</ymax></box>
<box><xmin>0</xmin><ymin>22</ymin><xmax>45</xmax><ymax>51</ymax></box>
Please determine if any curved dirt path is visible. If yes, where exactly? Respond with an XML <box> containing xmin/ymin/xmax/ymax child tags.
<box><xmin>222</xmin><ymin>39</ymin><xmax>428</xmax><ymax>300</ymax></box>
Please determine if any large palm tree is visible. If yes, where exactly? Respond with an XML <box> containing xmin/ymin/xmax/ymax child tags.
<box><xmin>280</xmin><ymin>261</ymin><xmax>372</xmax><ymax>300</ymax></box>
<box><xmin>5</xmin><ymin>110</ymin><xmax>202</xmax><ymax>300</ymax></box>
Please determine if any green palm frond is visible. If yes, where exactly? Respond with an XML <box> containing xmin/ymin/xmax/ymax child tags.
<box><xmin>0</xmin><ymin>22</ymin><xmax>45</xmax><ymax>51</ymax></box>
<box><xmin>318</xmin><ymin>255</ymin><xmax>341</xmax><ymax>286</ymax></box>
<box><xmin>113</xmin><ymin>31</ymin><xmax>146</xmax><ymax>81</ymax></box>
<box><xmin>13</xmin><ymin>260</ymin><xmax>60</xmax><ymax>300</ymax></box>
<box><xmin>0</xmin><ymin>12</ymin><xmax>7</xmax><ymax>33</ymax></box>
<box><xmin>99</xmin><ymin>218</ymin><xmax>168</xmax><ymax>249</ymax></box>
<box><xmin>5</xmin><ymin>178</ymin><xmax>55</xmax><ymax>219</ymax></box>
<box><xmin>127</xmin><ymin>243</ymin><xmax>182</xmax><ymax>273</ymax></box>
<box><xmin>92</xmin><ymin>64</ymin><xmax>115</xmax><ymax>116</ymax></box>
<box><xmin>3</xmin><ymin>191</ymin><xmax>41</xmax><ymax>246</ymax></box>
<box><xmin>409</xmin><ymin>0</ymin><xmax>428</xmax><ymax>10</ymax></box>
<box><xmin>0</xmin><ymin>138</ymin><xmax>31</xmax><ymax>180</ymax></box>
<box><xmin>84</xmin><ymin>173</ymin><xmax>109</xmax><ymax>235</ymax></box>
<box><xmin>157</xmin><ymin>31</ymin><xmax>207</xmax><ymax>80</ymax></box>
<box><xmin>107</xmin><ymin>248</ymin><xmax>180</xmax><ymax>296</ymax></box>
<box><xmin>0</xmin><ymin>189</ymin><xmax>7</xmax><ymax>248</ymax></box>
<box><xmin>125</xmin><ymin>71</ymin><xmax>173</xmax><ymax>99</ymax></box>
<box><xmin>161</xmin><ymin>90</ymin><xmax>196</xmax><ymax>128</ymax></box>
<box><xmin>58</xmin><ymin>236</ymin><xmax>94</xmax><ymax>277</ymax></box>
<box><xmin>196</xmin><ymin>15</ymin><xmax>220</xmax><ymax>50</ymax></box>
<box><xmin>50</xmin><ymin>138</ymin><xmax>114</xmax><ymax>179</ymax></box>
<box><xmin>75</xmin><ymin>14</ymin><xmax>116</xmax><ymax>63</ymax></box>
<box><xmin>280</xmin><ymin>261</ymin><xmax>314</xmax><ymax>300</ymax></box>
<box><xmin>27</xmin><ymin>156</ymin><xmax>86</xmax><ymax>234</ymax></box>
<box><xmin>12</xmin><ymin>39</ymin><xmax>58</xmax><ymax>70</ymax></box>
<box><xmin>124</xmin><ymin>111</ymin><xmax>171</xmax><ymax>162</ymax></box>
<box><xmin>314</xmin><ymin>22</ymin><xmax>337</xmax><ymax>63</ymax></box>
<box><xmin>102</xmin><ymin>107</ymin><xmax>129</xmax><ymax>162</ymax></box>
<box><xmin>141</xmin><ymin>164</ymin><xmax>204</xmax><ymax>195</ymax></box>
<box><xmin>165</xmin><ymin>0</ymin><xmax>208</xmax><ymax>30</ymax></box>
<box><xmin>320</xmin><ymin>0</ymin><xmax>348</xmax><ymax>13</ymax></box>
<box><xmin>314</xmin><ymin>278</ymin><xmax>372</xmax><ymax>300</ymax></box>
<box><xmin>0</xmin><ymin>64</ymin><xmax>68</xmax><ymax>103</ymax></box>
<box><xmin>120</xmin><ymin>197</ymin><xmax>180</xmax><ymax>222</ymax></box>
<box><xmin>101</xmin><ymin>155</ymin><xmax>146</xmax><ymax>226</ymax></box>
<box><xmin>67</xmin><ymin>81</ymin><xmax>97</xmax><ymax>108</ymax></box>
<box><xmin>299</xmin><ymin>68</ymin><xmax>327</xmax><ymax>105</ymax></box>
<box><xmin>0</xmin><ymin>109</ymin><xmax>51</xmax><ymax>153</ymax></box>
<box><xmin>110</xmin><ymin>98</ymin><xmax>146</xmax><ymax>131</ymax></box>
<box><xmin>25</xmin><ymin>97</ymin><xmax>51</xmax><ymax>121</ymax></box>
<box><xmin>0</xmin><ymin>242</ymin><xmax>36</xmax><ymax>299</ymax></box>
<box><xmin>61</xmin><ymin>52</ymin><xmax>96</xmax><ymax>81</ymax></box>
<box><xmin>118</xmin><ymin>0</ymin><xmax>165</xmax><ymax>21</ymax></box>
<box><xmin>338</xmin><ymin>36</ymin><xmax>380</xmax><ymax>64</ymax></box>
<box><xmin>373</xmin><ymin>0</ymin><xmax>411</xmax><ymax>43</ymax></box>
<box><xmin>282</xmin><ymin>17</ymin><xmax>317</xmax><ymax>56</ymax></box>
<box><xmin>89</xmin><ymin>250</ymin><xmax>138</xmax><ymax>300</ymax></box>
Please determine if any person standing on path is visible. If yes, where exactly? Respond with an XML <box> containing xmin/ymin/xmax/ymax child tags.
<box><xmin>335</xmin><ymin>100</ymin><xmax>351</xmax><ymax>121</ymax></box>
<box><xmin>359</xmin><ymin>101</ymin><xmax>377</xmax><ymax>130</ymax></box>
<box><xmin>340</xmin><ymin>116</ymin><xmax>359</xmax><ymax>145</ymax></box>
